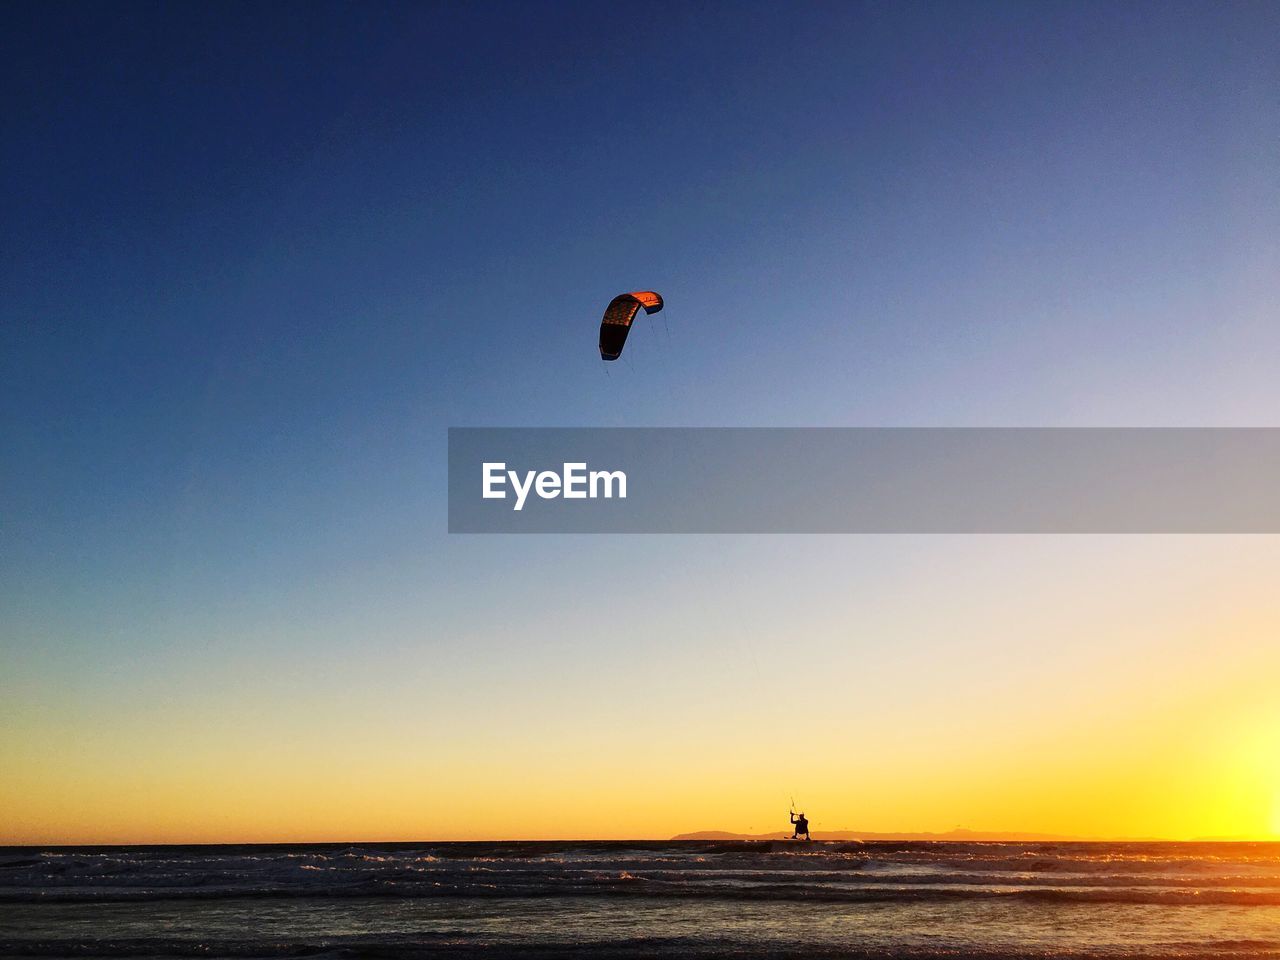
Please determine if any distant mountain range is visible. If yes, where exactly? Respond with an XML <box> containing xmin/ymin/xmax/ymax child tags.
<box><xmin>670</xmin><ymin>827</ymin><xmax>1167</xmax><ymax>842</ymax></box>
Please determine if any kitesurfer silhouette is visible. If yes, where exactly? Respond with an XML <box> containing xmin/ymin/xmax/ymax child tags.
<box><xmin>790</xmin><ymin>810</ymin><xmax>811</xmax><ymax>840</ymax></box>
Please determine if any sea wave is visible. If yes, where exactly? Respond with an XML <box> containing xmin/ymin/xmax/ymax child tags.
<box><xmin>2</xmin><ymin>934</ymin><xmax>1280</xmax><ymax>960</ymax></box>
<box><xmin>5</xmin><ymin>842</ymin><xmax>1280</xmax><ymax>906</ymax></box>
<box><xmin>6</xmin><ymin>879</ymin><xmax>1280</xmax><ymax>906</ymax></box>
<box><xmin>7</xmin><ymin>843</ymin><xmax>1280</xmax><ymax>958</ymax></box>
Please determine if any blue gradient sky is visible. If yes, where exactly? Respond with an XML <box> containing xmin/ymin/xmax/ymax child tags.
<box><xmin>3</xmin><ymin>1</ymin><xmax>1280</xmax><ymax>842</ymax></box>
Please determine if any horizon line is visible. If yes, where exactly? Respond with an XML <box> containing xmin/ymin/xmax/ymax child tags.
<box><xmin>4</xmin><ymin>831</ymin><xmax>1278</xmax><ymax>849</ymax></box>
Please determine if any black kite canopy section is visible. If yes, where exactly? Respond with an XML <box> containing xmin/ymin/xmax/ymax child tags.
<box><xmin>599</xmin><ymin>291</ymin><xmax>663</xmax><ymax>361</ymax></box>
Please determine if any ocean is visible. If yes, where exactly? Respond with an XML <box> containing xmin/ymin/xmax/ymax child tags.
<box><xmin>2</xmin><ymin>840</ymin><xmax>1279</xmax><ymax>957</ymax></box>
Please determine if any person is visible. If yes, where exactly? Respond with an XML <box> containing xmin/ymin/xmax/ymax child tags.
<box><xmin>790</xmin><ymin>810</ymin><xmax>811</xmax><ymax>840</ymax></box>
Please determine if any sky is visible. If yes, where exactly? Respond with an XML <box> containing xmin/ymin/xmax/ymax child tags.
<box><xmin>2</xmin><ymin>0</ymin><xmax>1279</xmax><ymax>844</ymax></box>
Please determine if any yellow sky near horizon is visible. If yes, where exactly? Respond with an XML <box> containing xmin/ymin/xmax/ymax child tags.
<box><xmin>4</xmin><ymin>537</ymin><xmax>1280</xmax><ymax>846</ymax></box>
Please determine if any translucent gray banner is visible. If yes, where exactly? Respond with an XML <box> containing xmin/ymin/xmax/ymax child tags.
<box><xmin>447</xmin><ymin>428</ymin><xmax>1280</xmax><ymax>533</ymax></box>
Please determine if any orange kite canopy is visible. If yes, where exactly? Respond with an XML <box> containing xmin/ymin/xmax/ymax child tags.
<box><xmin>599</xmin><ymin>291</ymin><xmax>664</xmax><ymax>361</ymax></box>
